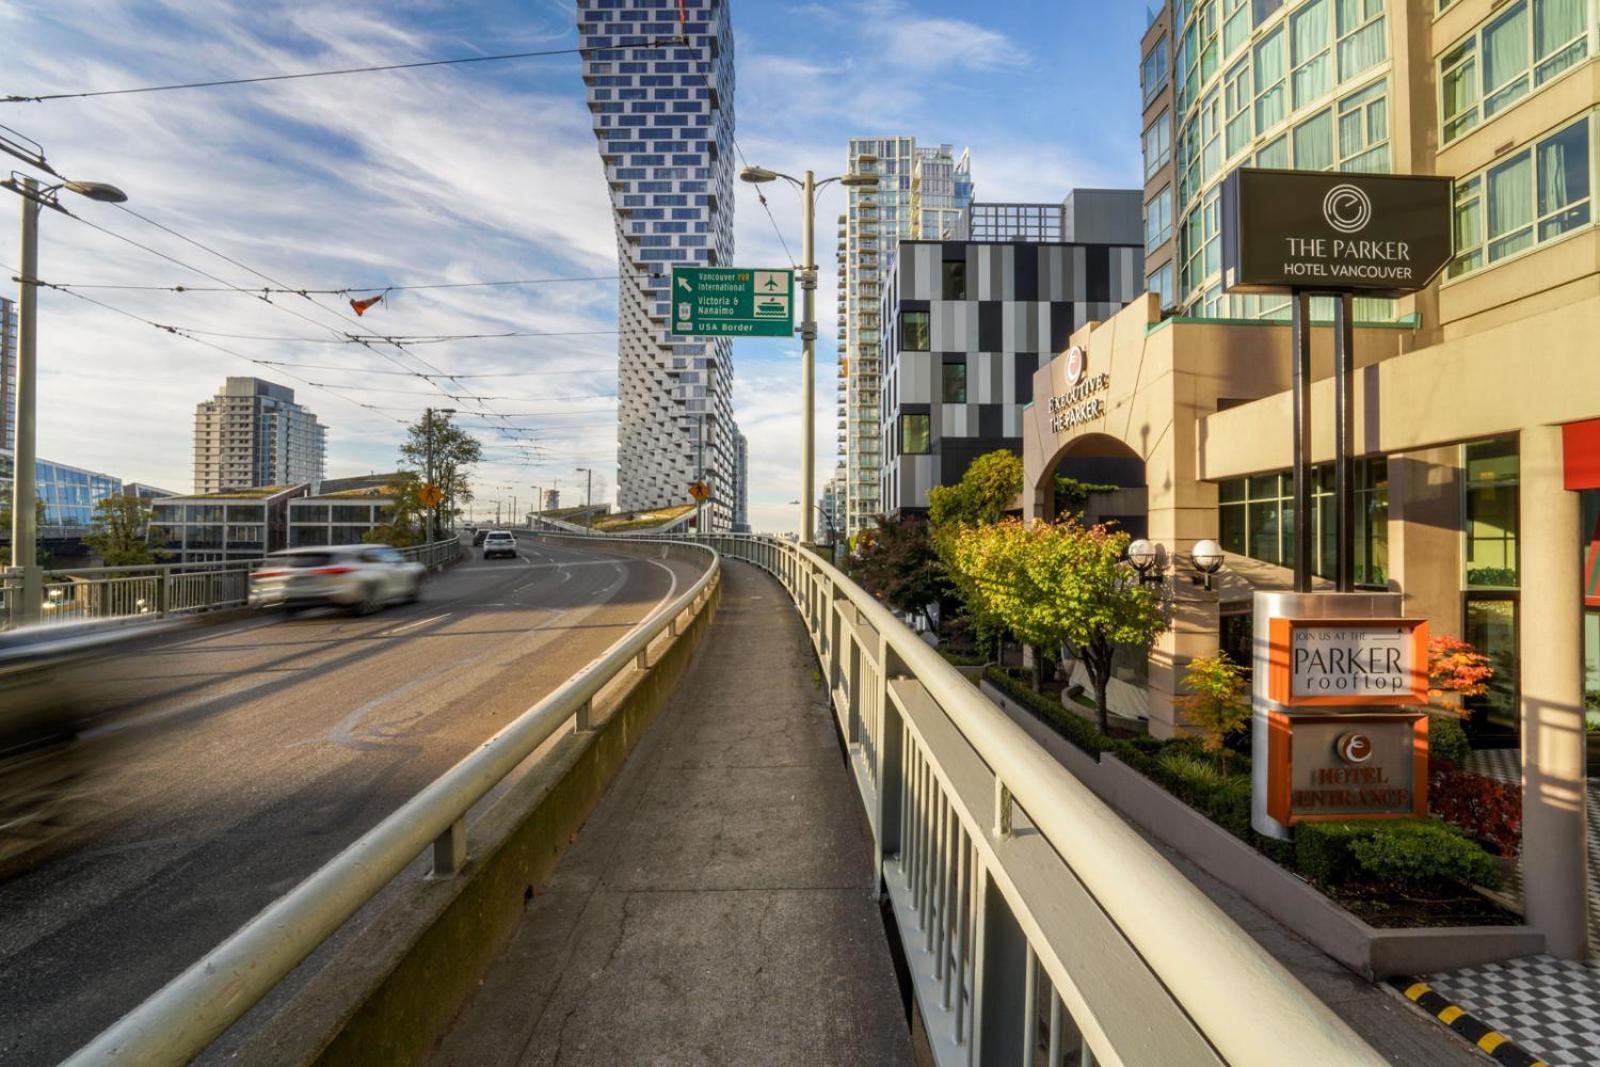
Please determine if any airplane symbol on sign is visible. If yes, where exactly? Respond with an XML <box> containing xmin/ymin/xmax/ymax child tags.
<box><xmin>764</xmin><ymin>277</ymin><xmax>780</xmax><ymax>289</ymax></box>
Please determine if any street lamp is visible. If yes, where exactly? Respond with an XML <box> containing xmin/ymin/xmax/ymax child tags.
<box><xmin>1190</xmin><ymin>538</ymin><xmax>1227</xmax><ymax>591</ymax></box>
<box><xmin>3</xmin><ymin>173</ymin><xmax>128</xmax><ymax>625</ymax></box>
<box><xmin>1127</xmin><ymin>538</ymin><xmax>1162</xmax><ymax>586</ymax></box>
<box><xmin>740</xmin><ymin>160</ymin><xmax>879</xmax><ymax>546</ymax></box>
<box><xmin>576</xmin><ymin>467</ymin><xmax>593</xmax><ymax>527</ymax></box>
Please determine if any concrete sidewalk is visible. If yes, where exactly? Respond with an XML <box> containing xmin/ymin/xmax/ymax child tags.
<box><xmin>427</xmin><ymin>560</ymin><xmax>914</xmax><ymax>1067</ymax></box>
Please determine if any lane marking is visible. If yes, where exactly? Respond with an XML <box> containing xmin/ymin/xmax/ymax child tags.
<box><xmin>378</xmin><ymin>612</ymin><xmax>451</xmax><ymax>637</ymax></box>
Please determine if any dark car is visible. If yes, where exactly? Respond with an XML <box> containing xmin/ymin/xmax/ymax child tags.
<box><xmin>472</xmin><ymin>529</ymin><xmax>489</xmax><ymax>546</ymax></box>
<box><xmin>482</xmin><ymin>530</ymin><xmax>518</xmax><ymax>559</ymax></box>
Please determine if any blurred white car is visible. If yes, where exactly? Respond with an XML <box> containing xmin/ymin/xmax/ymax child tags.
<box><xmin>482</xmin><ymin>530</ymin><xmax>518</xmax><ymax>560</ymax></box>
<box><xmin>249</xmin><ymin>545</ymin><xmax>424</xmax><ymax>614</ymax></box>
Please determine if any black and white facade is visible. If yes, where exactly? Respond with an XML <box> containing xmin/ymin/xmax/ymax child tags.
<box><xmin>880</xmin><ymin>238</ymin><xmax>1142</xmax><ymax>516</ymax></box>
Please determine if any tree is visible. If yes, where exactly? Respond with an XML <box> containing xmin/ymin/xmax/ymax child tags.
<box><xmin>84</xmin><ymin>494</ymin><xmax>160</xmax><ymax>566</ymax></box>
<box><xmin>398</xmin><ymin>411</ymin><xmax>482</xmax><ymax>538</ymax></box>
<box><xmin>928</xmin><ymin>450</ymin><xmax>1023</xmax><ymax>529</ymax></box>
<box><xmin>0</xmin><ymin>499</ymin><xmax>48</xmax><ymax>566</ymax></box>
<box><xmin>362</xmin><ymin>474</ymin><xmax>425</xmax><ymax>548</ymax></box>
<box><xmin>851</xmin><ymin>515</ymin><xmax>946</xmax><ymax>630</ymax></box>
<box><xmin>950</xmin><ymin>519</ymin><xmax>1167</xmax><ymax>730</ymax></box>
<box><xmin>1427</xmin><ymin>634</ymin><xmax>1494</xmax><ymax>715</ymax></box>
<box><xmin>1173</xmin><ymin>654</ymin><xmax>1251</xmax><ymax>771</ymax></box>
<box><xmin>1054</xmin><ymin>475</ymin><xmax>1119</xmax><ymax>518</ymax></box>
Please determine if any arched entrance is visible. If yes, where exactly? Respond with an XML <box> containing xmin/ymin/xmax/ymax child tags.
<box><xmin>1028</xmin><ymin>432</ymin><xmax>1148</xmax><ymax>534</ymax></box>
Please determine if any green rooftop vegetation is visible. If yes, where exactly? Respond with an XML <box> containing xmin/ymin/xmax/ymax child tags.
<box><xmin>188</xmin><ymin>484</ymin><xmax>298</xmax><ymax>499</ymax></box>
<box><xmin>591</xmin><ymin>504</ymin><xmax>694</xmax><ymax>531</ymax></box>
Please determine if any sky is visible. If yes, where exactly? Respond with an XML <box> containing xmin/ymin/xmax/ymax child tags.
<box><xmin>0</xmin><ymin>0</ymin><xmax>1146</xmax><ymax>533</ymax></box>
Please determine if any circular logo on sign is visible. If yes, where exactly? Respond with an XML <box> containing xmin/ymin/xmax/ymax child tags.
<box><xmin>1322</xmin><ymin>183</ymin><xmax>1373</xmax><ymax>234</ymax></box>
<box><xmin>1336</xmin><ymin>731</ymin><xmax>1374</xmax><ymax>764</ymax></box>
<box><xmin>1064</xmin><ymin>345</ymin><xmax>1086</xmax><ymax>386</ymax></box>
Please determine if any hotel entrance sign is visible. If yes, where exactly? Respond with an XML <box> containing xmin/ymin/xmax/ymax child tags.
<box><xmin>1268</xmin><ymin>618</ymin><xmax>1429</xmax><ymax>706</ymax></box>
<box><xmin>1220</xmin><ymin>169</ymin><xmax>1453</xmax><ymax>298</ymax></box>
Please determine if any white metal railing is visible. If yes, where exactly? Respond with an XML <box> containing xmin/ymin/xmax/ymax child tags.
<box><xmin>63</xmin><ymin>537</ymin><xmax>718</xmax><ymax>1066</ymax></box>
<box><xmin>1</xmin><ymin>537</ymin><xmax>461</xmax><ymax>631</ymax></box>
<box><xmin>686</xmin><ymin>534</ymin><xmax>1383</xmax><ymax>1067</ymax></box>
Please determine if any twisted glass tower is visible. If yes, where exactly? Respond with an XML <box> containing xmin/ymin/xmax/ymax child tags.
<box><xmin>578</xmin><ymin>0</ymin><xmax>738</xmax><ymax>529</ymax></box>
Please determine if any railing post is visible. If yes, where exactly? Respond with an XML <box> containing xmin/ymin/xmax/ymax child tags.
<box><xmin>432</xmin><ymin>817</ymin><xmax>467</xmax><ymax>876</ymax></box>
<box><xmin>576</xmin><ymin>698</ymin><xmax>593</xmax><ymax>732</ymax></box>
<box><xmin>974</xmin><ymin>869</ymin><xmax>1027</xmax><ymax>1067</ymax></box>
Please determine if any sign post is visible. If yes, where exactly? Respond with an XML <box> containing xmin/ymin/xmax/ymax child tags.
<box><xmin>669</xmin><ymin>267</ymin><xmax>795</xmax><ymax>338</ymax></box>
<box><xmin>1220</xmin><ymin>169</ymin><xmax>1452</xmax><ymax>838</ymax></box>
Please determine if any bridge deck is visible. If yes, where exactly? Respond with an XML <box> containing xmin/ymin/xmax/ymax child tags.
<box><xmin>427</xmin><ymin>559</ymin><xmax>914</xmax><ymax>1066</ymax></box>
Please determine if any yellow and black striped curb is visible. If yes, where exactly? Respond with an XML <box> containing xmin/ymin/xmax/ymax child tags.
<box><xmin>1389</xmin><ymin>978</ymin><xmax>1547</xmax><ymax>1067</ymax></box>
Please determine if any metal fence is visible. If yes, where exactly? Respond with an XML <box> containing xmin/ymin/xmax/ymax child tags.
<box><xmin>689</xmin><ymin>534</ymin><xmax>1382</xmax><ymax>1066</ymax></box>
<box><xmin>1</xmin><ymin>537</ymin><xmax>462</xmax><ymax>632</ymax></box>
<box><xmin>63</xmin><ymin>537</ymin><xmax>718</xmax><ymax>1066</ymax></box>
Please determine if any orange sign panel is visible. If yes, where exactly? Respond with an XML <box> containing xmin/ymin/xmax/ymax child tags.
<box><xmin>1266</xmin><ymin>711</ymin><xmax>1429</xmax><ymax>825</ymax></box>
<box><xmin>419</xmin><ymin>483</ymin><xmax>444</xmax><ymax>508</ymax></box>
<box><xmin>689</xmin><ymin>481</ymin><xmax>710</xmax><ymax>502</ymax></box>
<box><xmin>1267</xmin><ymin>617</ymin><xmax>1428</xmax><ymax>707</ymax></box>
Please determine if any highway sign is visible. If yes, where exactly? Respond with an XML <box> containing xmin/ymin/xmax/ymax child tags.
<box><xmin>689</xmin><ymin>480</ymin><xmax>711</xmax><ymax>502</ymax></box>
<box><xmin>670</xmin><ymin>267</ymin><xmax>794</xmax><ymax>338</ymax></box>
<box><xmin>419</xmin><ymin>482</ymin><xmax>444</xmax><ymax>508</ymax></box>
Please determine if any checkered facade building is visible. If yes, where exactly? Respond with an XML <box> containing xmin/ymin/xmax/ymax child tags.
<box><xmin>880</xmin><ymin>240</ymin><xmax>1142</xmax><ymax>516</ymax></box>
<box><xmin>578</xmin><ymin>0</ymin><xmax>739</xmax><ymax>529</ymax></box>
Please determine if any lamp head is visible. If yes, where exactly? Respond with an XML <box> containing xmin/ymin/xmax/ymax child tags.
<box><xmin>1126</xmin><ymin>538</ymin><xmax>1158</xmax><ymax>572</ymax></box>
<box><xmin>840</xmin><ymin>173</ymin><xmax>880</xmax><ymax>188</ymax></box>
<box><xmin>739</xmin><ymin>166</ymin><xmax>778</xmax><ymax>184</ymax></box>
<box><xmin>1190</xmin><ymin>539</ymin><xmax>1225</xmax><ymax>574</ymax></box>
<box><xmin>63</xmin><ymin>180</ymin><xmax>127</xmax><ymax>203</ymax></box>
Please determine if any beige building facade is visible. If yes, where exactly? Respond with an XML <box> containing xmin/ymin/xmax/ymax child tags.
<box><xmin>1029</xmin><ymin>0</ymin><xmax>1600</xmax><ymax>955</ymax></box>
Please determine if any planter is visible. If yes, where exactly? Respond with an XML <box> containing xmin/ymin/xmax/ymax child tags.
<box><xmin>979</xmin><ymin>679</ymin><xmax>1545</xmax><ymax>978</ymax></box>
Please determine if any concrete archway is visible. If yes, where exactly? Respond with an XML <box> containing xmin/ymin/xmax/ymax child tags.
<box><xmin>1028</xmin><ymin>431</ymin><xmax>1148</xmax><ymax>533</ymax></box>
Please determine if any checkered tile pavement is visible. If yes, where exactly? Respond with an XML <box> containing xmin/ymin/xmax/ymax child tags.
<box><xmin>1420</xmin><ymin>750</ymin><xmax>1600</xmax><ymax>1065</ymax></box>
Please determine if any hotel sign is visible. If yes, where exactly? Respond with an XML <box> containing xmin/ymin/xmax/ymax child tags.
<box><xmin>1048</xmin><ymin>347</ymin><xmax>1110</xmax><ymax>433</ymax></box>
<box><xmin>1267</xmin><ymin>618</ymin><xmax>1428</xmax><ymax>707</ymax></box>
<box><xmin>1220</xmin><ymin>169</ymin><xmax>1453</xmax><ymax>297</ymax></box>
<box><xmin>1267</xmin><ymin>712</ymin><xmax>1428</xmax><ymax>824</ymax></box>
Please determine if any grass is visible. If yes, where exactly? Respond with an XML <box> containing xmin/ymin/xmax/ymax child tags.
<box><xmin>591</xmin><ymin>504</ymin><xmax>695</xmax><ymax>531</ymax></box>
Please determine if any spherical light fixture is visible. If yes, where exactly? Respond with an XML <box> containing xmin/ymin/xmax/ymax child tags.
<box><xmin>1127</xmin><ymin>538</ymin><xmax>1159</xmax><ymax>584</ymax></box>
<box><xmin>1190</xmin><ymin>538</ymin><xmax>1226</xmax><ymax>590</ymax></box>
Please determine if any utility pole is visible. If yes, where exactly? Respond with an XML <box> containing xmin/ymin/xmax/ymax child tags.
<box><xmin>799</xmin><ymin>169</ymin><xmax>816</xmax><ymax>546</ymax></box>
<box><xmin>424</xmin><ymin>407</ymin><xmax>435</xmax><ymax>547</ymax></box>
<box><xmin>577</xmin><ymin>467</ymin><xmax>593</xmax><ymax>527</ymax></box>
<box><xmin>10</xmin><ymin>178</ymin><xmax>42</xmax><ymax>625</ymax></box>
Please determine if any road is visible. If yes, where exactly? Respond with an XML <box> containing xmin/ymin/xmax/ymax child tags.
<box><xmin>0</xmin><ymin>537</ymin><xmax>706</xmax><ymax>1066</ymax></box>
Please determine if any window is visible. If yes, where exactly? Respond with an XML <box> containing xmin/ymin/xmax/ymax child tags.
<box><xmin>1484</xmin><ymin>3</ymin><xmax>1532</xmax><ymax>117</ymax></box>
<box><xmin>1143</xmin><ymin>111</ymin><xmax>1172</xmax><ymax>179</ymax></box>
<box><xmin>901</xmin><ymin>414</ymin><xmax>931</xmax><ymax>454</ymax></box>
<box><xmin>1223</xmin><ymin>0</ymin><xmax>1250</xmax><ymax>57</ymax></box>
<box><xmin>942</xmin><ymin>362</ymin><xmax>967</xmax><ymax>403</ymax></box>
<box><xmin>1290</xmin><ymin>0</ymin><xmax>1332</xmax><ymax>108</ymax></box>
<box><xmin>1444</xmin><ymin>0</ymin><xmax>1590</xmax><ymax>144</ymax></box>
<box><xmin>1293</xmin><ymin>107</ymin><xmax>1334</xmax><ymax>170</ymax></box>
<box><xmin>900</xmin><ymin>310</ymin><xmax>929</xmax><ymax>351</ymax></box>
<box><xmin>1254</xmin><ymin>27</ymin><xmax>1287</xmax><ymax>132</ymax></box>
<box><xmin>1465</xmin><ymin>437</ymin><xmax>1520</xmax><ymax>588</ymax></box>
<box><xmin>1142</xmin><ymin>37</ymin><xmax>1170</xmax><ymax>105</ymax></box>
<box><xmin>1224</xmin><ymin>58</ymin><xmax>1253</xmax><ymax>158</ymax></box>
<box><xmin>1146</xmin><ymin>186</ymin><xmax>1174</xmax><ymax>251</ymax></box>
<box><xmin>1147</xmin><ymin>262</ymin><xmax>1176</xmax><ymax>308</ymax></box>
<box><xmin>1256</xmin><ymin>134</ymin><xmax>1290</xmax><ymax>168</ymax></box>
<box><xmin>1337</xmin><ymin>80</ymin><xmax>1389</xmax><ymax>172</ymax></box>
<box><xmin>1254</xmin><ymin>0</ymin><xmax>1284</xmax><ymax>22</ymax></box>
<box><xmin>1335</xmin><ymin>0</ymin><xmax>1386</xmax><ymax>82</ymax></box>
<box><xmin>1217</xmin><ymin>458</ymin><xmax>1387</xmax><ymax>582</ymax></box>
<box><xmin>1451</xmin><ymin>115</ymin><xmax>1594</xmax><ymax>278</ymax></box>
<box><xmin>1440</xmin><ymin>38</ymin><xmax>1480</xmax><ymax>141</ymax></box>
<box><xmin>1201</xmin><ymin>88</ymin><xmax>1223</xmax><ymax>180</ymax></box>
<box><xmin>942</xmin><ymin>260</ymin><xmax>967</xmax><ymax>300</ymax></box>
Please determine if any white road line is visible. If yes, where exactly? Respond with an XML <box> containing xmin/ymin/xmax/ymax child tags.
<box><xmin>378</xmin><ymin>612</ymin><xmax>451</xmax><ymax>637</ymax></box>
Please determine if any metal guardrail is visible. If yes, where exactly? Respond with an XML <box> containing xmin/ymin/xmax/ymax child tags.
<box><xmin>687</xmin><ymin>534</ymin><xmax>1382</xmax><ymax>1066</ymax></box>
<box><xmin>63</xmin><ymin>536</ymin><xmax>718</xmax><ymax>1066</ymax></box>
<box><xmin>1</xmin><ymin>537</ymin><xmax>462</xmax><ymax>631</ymax></box>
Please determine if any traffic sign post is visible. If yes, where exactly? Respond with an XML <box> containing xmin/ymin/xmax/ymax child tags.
<box><xmin>669</xmin><ymin>267</ymin><xmax>794</xmax><ymax>337</ymax></box>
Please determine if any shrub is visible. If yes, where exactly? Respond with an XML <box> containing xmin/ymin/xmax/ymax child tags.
<box><xmin>984</xmin><ymin>665</ymin><xmax>1107</xmax><ymax>755</ymax></box>
<box><xmin>1427</xmin><ymin>713</ymin><xmax>1471</xmax><ymax>768</ymax></box>
<box><xmin>1348</xmin><ymin>821</ymin><xmax>1501</xmax><ymax>889</ymax></box>
<box><xmin>1430</xmin><ymin>768</ymin><xmax>1522</xmax><ymax>857</ymax></box>
<box><xmin>1156</xmin><ymin>749</ymin><xmax>1239</xmax><ymax>791</ymax></box>
<box><xmin>1172</xmin><ymin>654</ymin><xmax>1251</xmax><ymax>773</ymax></box>
<box><xmin>1295</xmin><ymin>822</ymin><xmax>1373</xmax><ymax>886</ymax></box>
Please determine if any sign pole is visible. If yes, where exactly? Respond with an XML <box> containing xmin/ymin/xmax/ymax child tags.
<box><xmin>1290</xmin><ymin>291</ymin><xmax>1314</xmax><ymax>593</ymax></box>
<box><xmin>1333</xmin><ymin>293</ymin><xmax>1356</xmax><ymax>592</ymax></box>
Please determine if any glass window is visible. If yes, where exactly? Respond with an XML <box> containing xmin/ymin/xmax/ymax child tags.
<box><xmin>1487</xmin><ymin>149</ymin><xmax>1535</xmax><ymax>261</ymax></box>
<box><xmin>331</xmin><ymin>504</ymin><xmax>374</xmax><ymax>523</ymax></box>
<box><xmin>1256</xmin><ymin>134</ymin><xmax>1290</xmax><ymax>168</ymax></box>
<box><xmin>1464</xmin><ymin>596</ymin><xmax>1519</xmax><ymax>739</ymax></box>
<box><xmin>901</xmin><ymin>414</ymin><xmax>931</xmax><ymax>455</ymax></box>
<box><xmin>1450</xmin><ymin>116</ymin><xmax>1594</xmax><ymax>278</ymax></box>
<box><xmin>1535</xmin><ymin>0</ymin><xmax>1589</xmax><ymax>83</ymax></box>
<box><xmin>1337</xmin><ymin>80</ymin><xmax>1389</xmax><ymax>172</ymax></box>
<box><xmin>942</xmin><ymin>362</ymin><xmax>967</xmax><ymax>403</ymax></box>
<box><xmin>1146</xmin><ymin>186</ymin><xmax>1174</xmax><ymax>251</ymax></box>
<box><xmin>1253</xmin><ymin>27</ymin><xmax>1287</xmax><ymax>132</ymax></box>
<box><xmin>1223</xmin><ymin>0</ymin><xmax>1250</xmax><ymax>57</ymax></box>
<box><xmin>1440</xmin><ymin>1</ymin><xmax>1588</xmax><ymax>145</ymax></box>
<box><xmin>1147</xmin><ymin>262</ymin><xmax>1176</xmax><ymax>309</ymax></box>
<box><xmin>1335</xmin><ymin>0</ymin><xmax>1386</xmax><ymax>82</ymax></box>
<box><xmin>1484</xmin><ymin>2</ymin><xmax>1532</xmax><ymax>117</ymax></box>
<box><xmin>900</xmin><ymin>310</ymin><xmax>929</xmax><ymax>351</ymax></box>
<box><xmin>1142</xmin><ymin>36</ymin><xmax>1170</xmax><ymax>105</ymax></box>
<box><xmin>1224</xmin><ymin>58</ymin><xmax>1253</xmax><ymax>158</ymax></box>
<box><xmin>1536</xmin><ymin>117</ymin><xmax>1591</xmax><ymax>240</ymax></box>
<box><xmin>1143</xmin><ymin>111</ymin><xmax>1172</xmax><ymax>179</ymax></box>
<box><xmin>1254</xmin><ymin>0</ymin><xmax>1284</xmax><ymax>21</ymax></box>
<box><xmin>295</xmin><ymin>504</ymin><xmax>330</xmax><ymax>523</ymax></box>
<box><xmin>1290</xmin><ymin>0</ymin><xmax>1332</xmax><ymax>108</ymax></box>
<box><xmin>1293</xmin><ymin>108</ymin><xmax>1334</xmax><ymax>170</ymax></box>
<box><xmin>226</xmin><ymin>504</ymin><xmax>265</xmax><ymax>523</ymax></box>
<box><xmin>942</xmin><ymin>260</ymin><xmax>967</xmax><ymax>300</ymax></box>
<box><xmin>1465</xmin><ymin>437</ymin><xmax>1519</xmax><ymax>587</ymax></box>
<box><xmin>1449</xmin><ymin>174</ymin><xmax>1485</xmax><ymax>278</ymax></box>
<box><xmin>1440</xmin><ymin>39</ymin><xmax>1480</xmax><ymax>142</ymax></box>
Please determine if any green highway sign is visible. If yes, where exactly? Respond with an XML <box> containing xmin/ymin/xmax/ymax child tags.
<box><xmin>669</xmin><ymin>266</ymin><xmax>794</xmax><ymax>338</ymax></box>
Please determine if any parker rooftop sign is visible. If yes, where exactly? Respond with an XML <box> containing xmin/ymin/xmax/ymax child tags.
<box><xmin>1220</xmin><ymin>168</ymin><xmax>1453</xmax><ymax>297</ymax></box>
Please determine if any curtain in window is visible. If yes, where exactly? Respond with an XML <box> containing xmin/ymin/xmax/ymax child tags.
<box><xmin>1538</xmin><ymin>121</ymin><xmax>1590</xmax><ymax>237</ymax></box>
<box><xmin>1440</xmin><ymin>45</ymin><xmax>1478</xmax><ymax>136</ymax></box>
<box><xmin>1254</xmin><ymin>30</ymin><xmax>1287</xmax><ymax>129</ymax></box>
<box><xmin>1534</xmin><ymin>0</ymin><xmax>1588</xmax><ymax>82</ymax></box>
<box><xmin>1293</xmin><ymin>110</ymin><xmax>1334</xmax><ymax>171</ymax></box>
<box><xmin>1483</xmin><ymin>4</ymin><xmax>1530</xmax><ymax>105</ymax></box>
<box><xmin>1291</xmin><ymin>0</ymin><xmax>1331</xmax><ymax>106</ymax></box>
<box><xmin>1486</xmin><ymin>153</ymin><xmax>1534</xmax><ymax>258</ymax></box>
<box><xmin>1338</xmin><ymin>17</ymin><xmax>1386</xmax><ymax>79</ymax></box>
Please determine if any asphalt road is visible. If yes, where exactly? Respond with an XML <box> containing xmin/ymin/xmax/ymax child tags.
<box><xmin>0</xmin><ymin>537</ymin><xmax>705</xmax><ymax>1066</ymax></box>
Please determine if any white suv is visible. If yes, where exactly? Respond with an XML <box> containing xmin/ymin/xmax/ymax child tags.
<box><xmin>482</xmin><ymin>530</ymin><xmax>517</xmax><ymax>560</ymax></box>
<box><xmin>249</xmin><ymin>545</ymin><xmax>424</xmax><ymax>614</ymax></box>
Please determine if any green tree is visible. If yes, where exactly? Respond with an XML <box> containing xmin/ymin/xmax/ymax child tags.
<box><xmin>398</xmin><ymin>411</ymin><xmax>482</xmax><ymax>538</ymax></box>
<box><xmin>1054</xmin><ymin>475</ymin><xmax>1119</xmax><ymax>518</ymax></box>
<box><xmin>84</xmin><ymin>493</ymin><xmax>160</xmax><ymax>566</ymax></box>
<box><xmin>1172</xmin><ymin>654</ymin><xmax>1251</xmax><ymax>771</ymax></box>
<box><xmin>928</xmin><ymin>450</ymin><xmax>1023</xmax><ymax>529</ymax></box>
<box><xmin>851</xmin><ymin>515</ymin><xmax>946</xmax><ymax>630</ymax></box>
<box><xmin>950</xmin><ymin>519</ymin><xmax>1167</xmax><ymax>729</ymax></box>
<box><xmin>362</xmin><ymin>474</ymin><xmax>425</xmax><ymax>547</ymax></box>
<box><xmin>0</xmin><ymin>499</ymin><xmax>48</xmax><ymax>566</ymax></box>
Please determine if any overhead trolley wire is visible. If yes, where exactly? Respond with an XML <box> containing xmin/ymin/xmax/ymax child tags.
<box><xmin>30</xmin><ymin>274</ymin><xmax>623</xmax><ymax>295</ymax></box>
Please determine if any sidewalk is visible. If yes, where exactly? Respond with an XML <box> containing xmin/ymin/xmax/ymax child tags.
<box><xmin>426</xmin><ymin>560</ymin><xmax>913</xmax><ymax>1067</ymax></box>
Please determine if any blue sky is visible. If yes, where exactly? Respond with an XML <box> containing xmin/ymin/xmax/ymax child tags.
<box><xmin>0</xmin><ymin>0</ymin><xmax>1145</xmax><ymax>531</ymax></box>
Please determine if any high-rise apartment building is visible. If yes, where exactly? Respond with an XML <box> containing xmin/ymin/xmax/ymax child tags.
<box><xmin>1</xmin><ymin>297</ymin><xmax>15</xmax><ymax>452</ymax></box>
<box><xmin>192</xmin><ymin>377</ymin><xmax>325</xmax><ymax>495</ymax></box>
<box><xmin>577</xmin><ymin>0</ymin><xmax>738</xmax><ymax>530</ymax></box>
<box><xmin>731</xmin><ymin>426</ymin><xmax>749</xmax><ymax>532</ymax></box>
<box><xmin>840</xmin><ymin>138</ymin><xmax>973</xmax><ymax>535</ymax></box>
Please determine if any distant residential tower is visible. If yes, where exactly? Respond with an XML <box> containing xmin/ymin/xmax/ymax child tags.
<box><xmin>192</xmin><ymin>377</ymin><xmax>325</xmax><ymax>495</ymax></box>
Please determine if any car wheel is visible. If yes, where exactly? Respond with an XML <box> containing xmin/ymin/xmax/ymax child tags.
<box><xmin>354</xmin><ymin>583</ymin><xmax>382</xmax><ymax>616</ymax></box>
<box><xmin>402</xmin><ymin>577</ymin><xmax>421</xmax><ymax>604</ymax></box>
